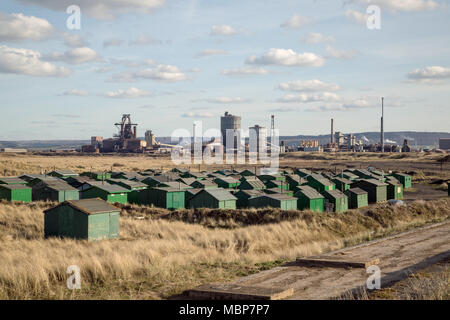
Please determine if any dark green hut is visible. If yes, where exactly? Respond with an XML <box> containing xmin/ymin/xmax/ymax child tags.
<box><xmin>351</xmin><ymin>179</ymin><xmax>388</xmax><ymax>203</ymax></box>
<box><xmin>321</xmin><ymin>189</ymin><xmax>348</xmax><ymax>213</ymax></box>
<box><xmin>294</xmin><ymin>186</ymin><xmax>324</xmax><ymax>212</ymax></box>
<box><xmin>140</xmin><ymin>187</ymin><xmax>185</xmax><ymax>209</ymax></box>
<box><xmin>345</xmin><ymin>188</ymin><xmax>369</xmax><ymax>209</ymax></box>
<box><xmin>43</xmin><ymin>198</ymin><xmax>119</xmax><ymax>241</ymax></box>
<box><xmin>247</xmin><ymin>194</ymin><xmax>297</xmax><ymax>210</ymax></box>
<box><xmin>188</xmin><ymin>189</ymin><xmax>237</xmax><ymax>209</ymax></box>
<box><xmin>81</xmin><ymin>184</ymin><xmax>129</xmax><ymax>204</ymax></box>
<box><xmin>0</xmin><ymin>184</ymin><xmax>32</xmax><ymax>202</ymax></box>
<box><xmin>32</xmin><ymin>180</ymin><xmax>79</xmax><ymax>202</ymax></box>
<box><xmin>234</xmin><ymin>189</ymin><xmax>264</xmax><ymax>208</ymax></box>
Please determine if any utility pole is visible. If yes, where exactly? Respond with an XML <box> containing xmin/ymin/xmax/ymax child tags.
<box><xmin>381</xmin><ymin>97</ymin><xmax>384</xmax><ymax>153</ymax></box>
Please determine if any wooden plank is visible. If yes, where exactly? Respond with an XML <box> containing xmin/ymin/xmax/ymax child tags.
<box><xmin>295</xmin><ymin>257</ymin><xmax>380</xmax><ymax>269</ymax></box>
<box><xmin>185</xmin><ymin>284</ymin><xmax>294</xmax><ymax>300</ymax></box>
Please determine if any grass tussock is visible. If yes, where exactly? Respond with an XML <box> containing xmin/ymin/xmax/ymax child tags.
<box><xmin>0</xmin><ymin>198</ymin><xmax>449</xmax><ymax>299</ymax></box>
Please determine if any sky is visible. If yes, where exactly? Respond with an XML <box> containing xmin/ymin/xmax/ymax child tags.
<box><xmin>0</xmin><ymin>0</ymin><xmax>449</xmax><ymax>140</ymax></box>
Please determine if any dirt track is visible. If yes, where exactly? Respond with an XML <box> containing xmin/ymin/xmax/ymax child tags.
<box><xmin>188</xmin><ymin>221</ymin><xmax>450</xmax><ymax>299</ymax></box>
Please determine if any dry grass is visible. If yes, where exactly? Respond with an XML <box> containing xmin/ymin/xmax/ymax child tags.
<box><xmin>0</xmin><ymin>198</ymin><xmax>449</xmax><ymax>300</ymax></box>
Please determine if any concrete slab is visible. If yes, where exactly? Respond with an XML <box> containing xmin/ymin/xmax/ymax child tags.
<box><xmin>185</xmin><ymin>284</ymin><xmax>294</xmax><ymax>300</ymax></box>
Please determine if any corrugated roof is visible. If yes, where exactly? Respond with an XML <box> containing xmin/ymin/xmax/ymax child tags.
<box><xmin>323</xmin><ymin>189</ymin><xmax>347</xmax><ymax>198</ymax></box>
<box><xmin>296</xmin><ymin>186</ymin><xmax>324</xmax><ymax>199</ymax></box>
<box><xmin>161</xmin><ymin>181</ymin><xmax>191</xmax><ymax>189</ymax></box>
<box><xmin>261</xmin><ymin>194</ymin><xmax>296</xmax><ymax>201</ymax></box>
<box><xmin>45</xmin><ymin>198</ymin><xmax>119</xmax><ymax>215</ymax></box>
<box><xmin>346</xmin><ymin>188</ymin><xmax>367</xmax><ymax>195</ymax></box>
<box><xmin>36</xmin><ymin>180</ymin><xmax>78</xmax><ymax>191</ymax></box>
<box><xmin>51</xmin><ymin>169</ymin><xmax>78</xmax><ymax>176</ymax></box>
<box><xmin>357</xmin><ymin>179</ymin><xmax>388</xmax><ymax>187</ymax></box>
<box><xmin>333</xmin><ymin>177</ymin><xmax>353</xmax><ymax>185</ymax></box>
<box><xmin>89</xmin><ymin>184</ymin><xmax>129</xmax><ymax>193</ymax></box>
<box><xmin>242</xmin><ymin>179</ymin><xmax>266</xmax><ymax>189</ymax></box>
<box><xmin>236</xmin><ymin>189</ymin><xmax>264</xmax><ymax>197</ymax></box>
<box><xmin>203</xmin><ymin>189</ymin><xmax>237</xmax><ymax>201</ymax></box>
<box><xmin>152</xmin><ymin>187</ymin><xmax>186</xmax><ymax>192</ymax></box>
<box><xmin>0</xmin><ymin>177</ymin><xmax>26</xmax><ymax>184</ymax></box>
<box><xmin>0</xmin><ymin>184</ymin><xmax>31</xmax><ymax>190</ymax></box>
<box><xmin>215</xmin><ymin>177</ymin><xmax>239</xmax><ymax>184</ymax></box>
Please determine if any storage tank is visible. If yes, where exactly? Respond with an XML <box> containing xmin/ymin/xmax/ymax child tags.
<box><xmin>220</xmin><ymin>111</ymin><xmax>241</xmax><ymax>150</ymax></box>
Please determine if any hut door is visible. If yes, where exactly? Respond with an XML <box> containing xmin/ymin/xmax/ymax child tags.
<box><xmin>109</xmin><ymin>212</ymin><xmax>119</xmax><ymax>238</ymax></box>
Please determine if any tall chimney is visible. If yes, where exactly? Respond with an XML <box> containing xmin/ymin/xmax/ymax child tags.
<box><xmin>331</xmin><ymin>118</ymin><xmax>334</xmax><ymax>144</ymax></box>
<box><xmin>381</xmin><ymin>97</ymin><xmax>384</xmax><ymax>153</ymax></box>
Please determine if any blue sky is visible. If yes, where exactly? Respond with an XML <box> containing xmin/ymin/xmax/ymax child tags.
<box><xmin>0</xmin><ymin>0</ymin><xmax>449</xmax><ymax>140</ymax></box>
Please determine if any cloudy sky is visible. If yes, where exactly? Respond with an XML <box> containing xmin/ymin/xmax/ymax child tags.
<box><xmin>0</xmin><ymin>0</ymin><xmax>449</xmax><ymax>140</ymax></box>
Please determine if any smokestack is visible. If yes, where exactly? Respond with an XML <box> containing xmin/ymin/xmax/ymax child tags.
<box><xmin>381</xmin><ymin>97</ymin><xmax>384</xmax><ymax>153</ymax></box>
<box><xmin>133</xmin><ymin>126</ymin><xmax>137</xmax><ymax>139</ymax></box>
<box><xmin>193</xmin><ymin>123</ymin><xmax>196</xmax><ymax>144</ymax></box>
<box><xmin>331</xmin><ymin>118</ymin><xmax>334</xmax><ymax>144</ymax></box>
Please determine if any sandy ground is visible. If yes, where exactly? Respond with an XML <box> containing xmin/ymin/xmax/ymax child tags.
<box><xmin>187</xmin><ymin>222</ymin><xmax>450</xmax><ymax>300</ymax></box>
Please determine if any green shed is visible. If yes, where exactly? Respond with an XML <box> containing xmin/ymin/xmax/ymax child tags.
<box><xmin>306</xmin><ymin>175</ymin><xmax>335</xmax><ymax>193</ymax></box>
<box><xmin>185</xmin><ymin>188</ymin><xmax>203</xmax><ymax>208</ymax></box>
<box><xmin>181</xmin><ymin>172</ymin><xmax>207</xmax><ymax>180</ymax></box>
<box><xmin>386</xmin><ymin>178</ymin><xmax>404</xmax><ymax>200</ymax></box>
<box><xmin>322</xmin><ymin>189</ymin><xmax>348</xmax><ymax>213</ymax></box>
<box><xmin>188</xmin><ymin>189</ymin><xmax>237</xmax><ymax>209</ymax></box>
<box><xmin>80</xmin><ymin>171</ymin><xmax>112</xmax><ymax>181</ymax></box>
<box><xmin>27</xmin><ymin>176</ymin><xmax>59</xmax><ymax>187</ymax></box>
<box><xmin>141</xmin><ymin>187</ymin><xmax>185</xmax><ymax>209</ymax></box>
<box><xmin>294</xmin><ymin>186</ymin><xmax>324</xmax><ymax>212</ymax></box>
<box><xmin>264</xmin><ymin>179</ymin><xmax>289</xmax><ymax>191</ymax></box>
<box><xmin>32</xmin><ymin>180</ymin><xmax>79</xmax><ymax>202</ymax></box>
<box><xmin>240</xmin><ymin>169</ymin><xmax>256</xmax><ymax>177</ymax></box>
<box><xmin>351</xmin><ymin>179</ymin><xmax>388</xmax><ymax>203</ymax></box>
<box><xmin>345</xmin><ymin>188</ymin><xmax>369</xmax><ymax>209</ymax></box>
<box><xmin>247</xmin><ymin>194</ymin><xmax>297</xmax><ymax>210</ymax></box>
<box><xmin>342</xmin><ymin>171</ymin><xmax>359</xmax><ymax>181</ymax></box>
<box><xmin>142</xmin><ymin>175</ymin><xmax>174</xmax><ymax>187</ymax></box>
<box><xmin>81</xmin><ymin>184</ymin><xmax>129</xmax><ymax>204</ymax></box>
<box><xmin>176</xmin><ymin>177</ymin><xmax>196</xmax><ymax>186</ymax></box>
<box><xmin>332</xmin><ymin>177</ymin><xmax>353</xmax><ymax>192</ymax></box>
<box><xmin>296</xmin><ymin>169</ymin><xmax>312</xmax><ymax>177</ymax></box>
<box><xmin>391</xmin><ymin>173</ymin><xmax>412</xmax><ymax>189</ymax></box>
<box><xmin>0</xmin><ymin>177</ymin><xmax>27</xmax><ymax>185</ymax></box>
<box><xmin>264</xmin><ymin>188</ymin><xmax>294</xmax><ymax>197</ymax></box>
<box><xmin>190</xmin><ymin>179</ymin><xmax>218</xmax><ymax>189</ymax></box>
<box><xmin>238</xmin><ymin>179</ymin><xmax>266</xmax><ymax>190</ymax></box>
<box><xmin>43</xmin><ymin>198</ymin><xmax>119</xmax><ymax>241</ymax></box>
<box><xmin>285</xmin><ymin>174</ymin><xmax>307</xmax><ymax>190</ymax></box>
<box><xmin>0</xmin><ymin>184</ymin><xmax>32</xmax><ymax>202</ymax></box>
<box><xmin>213</xmin><ymin>177</ymin><xmax>241</xmax><ymax>189</ymax></box>
<box><xmin>234</xmin><ymin>189</ymin><xmax>264</xmax><ymax>208</ymax></box>
<box><xmin>49</xmin><ymin>169</ymin><xmax>79</xmax><ymax>179</ymax></box>
<box><xmin>107</xmin><ymin>179</ymin><xmax>148</xmax><ymax>204</ymax></box>
<box><xmin>257</xmin><ymin>174</ymin><xmax>286</xmax><ymax>183</ymax></box>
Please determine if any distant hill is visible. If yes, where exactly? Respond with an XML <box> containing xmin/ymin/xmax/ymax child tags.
<box><xmin>1</xmin><ymin>132</ymin><xmax>449</xmax><ymax>150</ymax></box>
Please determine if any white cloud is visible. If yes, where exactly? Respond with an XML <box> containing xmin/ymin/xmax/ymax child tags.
<box><xmin>129</xmin><ymin>33</ymin><xmax>162</xmax><ymax>46</ymax></box>
<box><xmin>277</xmin><ymin>92</ymin><xmax>341</xmax><ymax>103</ymax></box>
<box><xmin>181</xmin><ymin>112</ymin><xmax>215</xmax><ymax>118</ymax></box>
<box><xmin>59</xmin><ymin>89</ymin><xmax>88</xmax><ymax>96</ymax></box>
<box><xmin>281</xmin><ymin>14</ymin><xmax>312</xmax><ymax>29</ymax></box>
<box><xmin>345</xmin><ymin>9</ymin><xmax>368</xmax><ymax>25</ymax></box>
<box><xmin>302</xmin><ymin>32</ymin><xmax>335</xmax><ymax>44</ymax></box>
<box><xmin>0</xmin><ymin>12</ymin><xmax>54</xmax><ymax>41</ymax></box>
<box><xmin>0</xmin><ymin>45</ymin><xmax>71</xmax><ymax>77</ymax></box>
<box><xmin>196</xmin><ymin>49</ymin><xmax>227</xmax><ymax>57</ymax></box>
<box><xmin>354</xmin><ymin>0</ymin><xmax>438</xmax><ymax>12</ymax></box>
<box><xmin>63</xmin><ymin>33</ymin><xmax>89</xmax><ymax>48</ymax></box>
<box><xmin>17</xmin><ymin>0</ymin><xmax>166</xmax><ymax>20</ymax></box>
<box><xmin>197</xmin><ymin>97</ymin><xmax>251</xmax><ymax>104</ymax></box>
<box><xmin>278</xmin><ymin>79</ymin><xmax>341</xmax><ymax>92</ymax></box>
<box><xmin>407</xmin><ymin>66</ymin><xmax>450</xmax><ymax>83</ymax></box>
<box><xmin>222</xmin><ymin>67</ymin><xmax>270</xmax><ymax>76</ymax></box>
<box><xmin>109</xmin><ymin>64</ymin><xmax>187</xmax><ymax>82</ymax></box>
<box><xmin>325</xmin><ymin>46</ymin><xmax>359</xmax><ymax>60</ymax></box>
<box><xmin>210</xmin><ymin>25</ymin><xmax>237</xmax><ymax>36</ymax></box>
<box><xmin>246</xmin><ymin>48</ymin><xmax>325</xmax><ymax>67</ymax></box>
<box><xmin>46</xmin><ymin>47</ymin><xmax>101</xmax><ymax>64</ymax></box>
<box><xmin>105</xmin><ymin>87</ymin><xmax>150</xmax><ymax>98</ymax></box>
<box><xmin>305</xmin><ymin>99</ymin><xmax>372</xmax><ymax>112</ymax></box>
<box><xmin>103</xmin><ymin>38</ymin><xmax>124</xmax><ymax>48</ymax></box>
